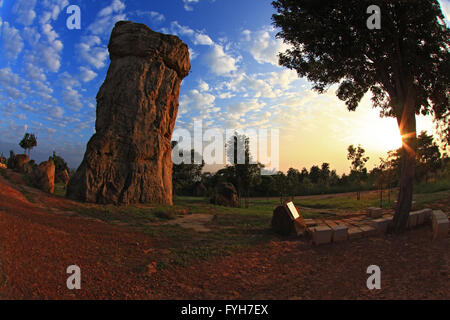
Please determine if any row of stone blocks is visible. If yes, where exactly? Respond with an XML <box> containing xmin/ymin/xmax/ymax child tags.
<box><xmin>311</xmin><ymin>208</ymin><xmax>448</xmax><ymax>245</ymax></box>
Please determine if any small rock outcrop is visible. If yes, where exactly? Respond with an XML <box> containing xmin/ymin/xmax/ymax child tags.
<box><xmin>30</xmin><ymin>159</ymin><xmax>55</xmax><ymax>194</ymax></box>
<box><xmin>8</xmin><ymin>153</ymin><xmax>30</xmax><ymax>173</ymax></box>
<box><xmin>210</xmin><ymin>182</ymin><xmax>239</xmax><ymax>207</ymax></box>
<box><xmin>66</xmin><ymin>21</ymin><xmax>190</xmax><ymax>205</ymax></box>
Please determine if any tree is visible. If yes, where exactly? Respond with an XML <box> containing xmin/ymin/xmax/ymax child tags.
<box><xmin>272</xmin><ymin>0</ymin><xmax>450</xmax><ymax>233</ymax></box>
<box><xmin>171</xmin><ymin>141</ymin><xmax>205</xmax><ymax>196</ymax></box>
<box><xmin>19</xmin><ymin>133</ymin><xmax>37</xmax><ymax>156</ymax></box>
<box><xmin>51</xmin><ymin>151</ymin><xmax>69</xmax><ymax>174</ymax></box>
<box><xmin>347</xmin><ymin>145</ymin><xmax>369</xmax><ymax>200</ymax></box>
<box><xmin>309</xmin><ymin>165</ymin><xmax>320</xmax><ymax>184</ymax></box>
<box><xmin>225</xmin><ymin>132</ymin><xmax>262</xmax><ymax>207</ymax></box>
<box><xmin>416</xmin><ymin>131</ymin><xmax>441</xmax><ymax>181</ymax></box>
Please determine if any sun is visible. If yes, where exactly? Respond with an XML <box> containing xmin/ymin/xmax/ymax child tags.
<box><xmin>361</xmin><ymin>118</ymin><xmax>403</xmax><ymax>152</ymax></box>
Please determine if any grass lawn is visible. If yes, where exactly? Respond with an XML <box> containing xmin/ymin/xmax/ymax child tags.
<box><xmin>58</xmin><ymin>184</ymin><xmax>450</xmax><ymax>270</ymax></box>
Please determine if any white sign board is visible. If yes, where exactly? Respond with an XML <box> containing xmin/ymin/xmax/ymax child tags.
<box><xmin>286</xmin><ymin>201</ymin><xmax>300</xmax><ymax>220</ymax></box>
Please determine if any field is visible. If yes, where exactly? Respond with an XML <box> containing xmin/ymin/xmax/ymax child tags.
<box><xmin>0</xmin><ymin>168</ymin><xmax>448</xmax><ymax>299</ymax></box>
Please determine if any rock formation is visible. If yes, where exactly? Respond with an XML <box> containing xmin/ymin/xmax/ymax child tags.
<box><xmin>55</xmin><ymin>169</ymin><xmax>70</xmax><ymax>185</ymax></box>
<box><xmin>30</xmin><ymin>159</ymin><xmax>55</xmax><ymax>194</ymax></box>
<box><xmin>210</xmin><ymin>182</ymin><xmax>239</xmax><ymax>207</ymax></box>
<box><xmin>66</xmin><ymin>21</ymin><xmax>190</xmax><ymax>205</ymax></box>
<box><xmin>8</xmin><ymin>152</ymin><xmax>30</xmax><ymax>173</ymax></box>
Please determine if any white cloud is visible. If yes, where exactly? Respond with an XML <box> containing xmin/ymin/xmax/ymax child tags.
<box><xmin>99</xmin><ymin>0</ymin><xmax>125</xmax><ymax>17</ymax></box>
<box><xmin>88</xmin><ymin>0</ymin><xmax>126</xmax><ymax>36</ymax></box>
<box><xmin>1</xmin><ymin>21</ymin><xmax>24</xmax><ymax>60</ymax></box>
<box><xmin>12</xmin><ymin>0</ymin><xmax>37</xmax><ymax>26</ymax></box>
<box><xmin>183</xmin><ymin>0</ymin><xmax>199</xmax><ymax>11</ymax></box>
<box><xmin>133</xmin><ymin>10</ymin><xmax>165</xmax><ymax>23</ymax></box>
<box><xmin>189</xmin><ymin>48</ymin><xmax>198</xmax><ymax>60</ymax></box>
<box><xmin>242</xmin><ymin>28</ymin><xmax>290</xmax><ymax>66</ymax></box>
<box><xmin>0</xmin><ymin>68</ymin><xmax>20</xmax><ymax>87</ymax></box>
<box><xmin>170</xmin><ymin>21</ymin><xmax>214</xmax><ymax>46</ymax></box>
<box><xmin>5</xmin><ymin>87</ymin><xmax>26</xmax><ymax>100</ymax></box>
<box><xmin>50</xmin><ymin>106</ymin><xmax>64</xmax><ymax>118</ymax></box>
<box><xmin>198</xmin><ymin>80</ymin><xmax>210</xmax><ymax>92</ymax></box>
<box><xmin>77</xmin><ymin>36</ymin><xmax>108</xmax><ymax>69</ymax></box>
<box><xmin>79</xmin><ymin>66</ymin><xmax>98</xmax><ymax>82</ymax></box>
<box><xmin>204</xmin><ymin>44</ymin><xmax>238</xmax><ymax>76</ymax></box>
<box><xmin>180</xmin><ymin>89</ymin><xmax>216</xmax><ymax>112</ymax></box>
<box><xmin>22</xmin><ymin>27</ymin><xmax>41</xmax><ymax>46</ymax></box>
<box><xmin>24</xmin><ymin>63</ymin><xmax>47</xmax><ymax>82</ymax></box>
<box><xmin>62</xmin><ymin>86</ymin><xmax>83</xmax><ymax>111</ymax></box>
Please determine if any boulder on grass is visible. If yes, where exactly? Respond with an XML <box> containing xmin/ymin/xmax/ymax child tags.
<box><xmin>30</xmin><ymin>159</ymin><xmax>55</xmax><ymax>194</ymax></box>
<box><xmin>210</xmin><ymin>182</ymin><xmax>239</xmax><ymax>207</ymax></box>
<box><xmin>271</xmin><ymin>205</ymin><xmax>295</xmax><ymax>236</ymax></box>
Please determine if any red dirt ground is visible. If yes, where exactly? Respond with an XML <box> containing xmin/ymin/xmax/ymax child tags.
<box><xmin>0</xmin><ymin>171</ymin><xmax>448</xmax><ymax>299</ymax></box>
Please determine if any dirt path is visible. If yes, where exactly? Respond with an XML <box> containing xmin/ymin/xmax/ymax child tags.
<box><xmin>0</xmin><ymin>171</ymin><xmax>448</xmax><ymax>299</ymax></box>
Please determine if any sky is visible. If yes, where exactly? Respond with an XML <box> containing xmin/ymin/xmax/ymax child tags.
<box><xmin>0</xmin><ymin>0</ymin><xmax>449</xmax><ymax>175</ymax></box>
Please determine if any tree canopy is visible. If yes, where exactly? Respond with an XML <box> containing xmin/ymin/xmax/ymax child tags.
<box><xmin>272</xmin><ymin>0</ymin><xmax>449</xmax><ymax>120</ymax></box>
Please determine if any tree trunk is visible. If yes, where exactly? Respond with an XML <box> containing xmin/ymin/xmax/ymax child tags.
<box><xmin>392</xmin><ymin>106</ymin><xmax>417</xmax><ymax>233</ymax></box>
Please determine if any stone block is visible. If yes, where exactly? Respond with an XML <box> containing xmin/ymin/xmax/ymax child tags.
<box><xmin>407</xmin><ymin>212</ymin><xmax>419</xmax><ymax>228</ymax></box>
<box><xmin>348</xmin><ymin>227</ymin><xmax>364</xmax><ymax>240</ymax></box>
<box><xmin>331</xmin><ymin>225</ymin><xmax>348</xmax><ymax>242</ymax></box>
<box><xmin>360</xmin><ymin>225</ymin><xmax>377</xmax><ymax>237</ymax></box>
<box><xmin>367</xmin><ymin>207</ymin><xmax>383</xmax><ymax>218</ymax></box>
<box><xmin>304</xmin><ymin>219</ymin><xmax>318</xmax><ymax>228</ymax></box>
<box><xmin>432</xmin><ymin>210</ymin><xmax>449</xmax><ymax>240</ymax></box>
<box><xmin>312</xmin><ymin>226</ymin><xmax>332</xmax><ymax>245</ymax></box>
<box><xmin>371</xmin><ymin>218</ymin><xmax>390</xmax><ymax>234</ymax></box>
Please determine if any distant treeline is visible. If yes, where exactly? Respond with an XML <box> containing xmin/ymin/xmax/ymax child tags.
<box><xmin>173</xmin><ymin>131</ymin><xmax>450</xmax><ymax>202</ymax></box>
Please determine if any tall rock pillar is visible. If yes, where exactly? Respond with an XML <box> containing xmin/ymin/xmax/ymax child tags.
<box><xmin>67</xmin><ymin>21</ymin><xmax>190</xmax><ymax>205</ymax></box>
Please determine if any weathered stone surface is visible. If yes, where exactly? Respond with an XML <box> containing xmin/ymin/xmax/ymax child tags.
<box><xmin>431</xmin><ymin>210</ymin><xmax>449</xmax><ymax>240</ymax></box>
<box><xmin>55</xmin><ymin>169</ymin><xmax>70</xmax><ymax>185</ymax></box>
<box><xmin>367</xmin><ymin>207</ymin><xmax>383</xmax><ymax>218</ymax></box>
<box><xmin>66</xmin><ymin>21</ymin><xmax>190</xmax><ymax>205</ymax></box>
<box><xmin>331</xmin><ymin>225</ymin><xmax>348</xmax><ymax>242</ymax></box>
<box><xmin>30</xmin><ymin>159</ymin><xmax>55</xmax><ymax>194</ymax></box>
<box><xmin>407</xmin><ymin>211</ymin><xmax>420</xmax><ymax>228</ymax></box>
<box><xmin>7</xmin><ymin>153</ymin><xmax>30</xmax><ymax>173</ymax></box>
<box><xmin>371</xmin><ymin>218</ymin><xmax>390</xmax><ymax>234</ymax></box>
<box><xmin>348</xmin><ymin>227</ymin><xmax>364</xmax><ymax>239</ymax></box>
<box><xmin>271</xmin><ymin>205</ymin><xmax>294</xmax><ymax>236</ymax></box>
<box><xmin>411</xmin><ymin>208</ymin><xmax>432</xmax><ymax>225</ymax></box>
<box><xmin>312</xmin><ymin>226</ymin><xmax>333</xmax><ymax>245</ymax></box>
<box><xmin>210</xmin><ymin>182</ymin><xmax>239</xmax><ymax>208</ymax></box>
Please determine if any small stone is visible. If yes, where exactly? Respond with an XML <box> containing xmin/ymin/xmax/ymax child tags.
<box><xmin>360</xmin><ymin>225</ymin><xmax>377</xmax><ymax>237</ymax></box>
<box><xmin>348</xmin><ymin>227</ymin><xmax>363</xmax><ymax>239</ymax></box>
<box><xmin>312</xmin><ymin>226</ymin><xmax>332</xmax><ymax>245</ymax></box>
<box><xmin>371</xmin><ymin>218</ymin><xmax>390</xmax><ymax>234</ymax></box>
<box><xmin>431</xmin><ymin>210</ymin><xmax>449</xmax><ymax>240</ymax></box>
<box><xmin>331</xmin><ymin>225</ymin><xmax>348</xmax><ymax>242</ymax></box>
<box><xmin>367</xmin><ymin>207</ymin><xmax>383</xmax><ymax>218</ymax></box>
<box><xmin>407</xmin><ymin>212</ymin><xmax>419</xmax><ymax>228</ymax></box>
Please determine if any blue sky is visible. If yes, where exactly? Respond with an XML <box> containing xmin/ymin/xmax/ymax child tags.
<box><xmin>0</xmin><ymin>0</ymin><xmax>449</xmax><ymax>173</ymax></box>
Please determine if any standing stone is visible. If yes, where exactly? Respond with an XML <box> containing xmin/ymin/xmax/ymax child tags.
<box><xmin>30</xmin><ymin>159</ymin><xmax>55</xmax><ymax>194</ymax></box>
<box><xmin>210</xmin><ymin>182</ymin><xmax>239</xmax><ymax>207</ymax></box>
<box><xmin>66</xmin><ymin>21</ymin><xmax>190</xmax><ymax>205</ymax></box>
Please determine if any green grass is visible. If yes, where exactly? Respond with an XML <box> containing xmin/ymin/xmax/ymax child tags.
<box><xmin>66</xmin><ymin>185</ymin><xmax>450</xmax><ymax>270</ymax></box>
<box><xmin>414</xmin><ymin>178</ymin><xmax>450</xmax><ymax>194</ymax></box>
<box><xmin>54</xmin><ymin>183</ymin><xmax>66</xmax><ymax>197</ymax></box>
